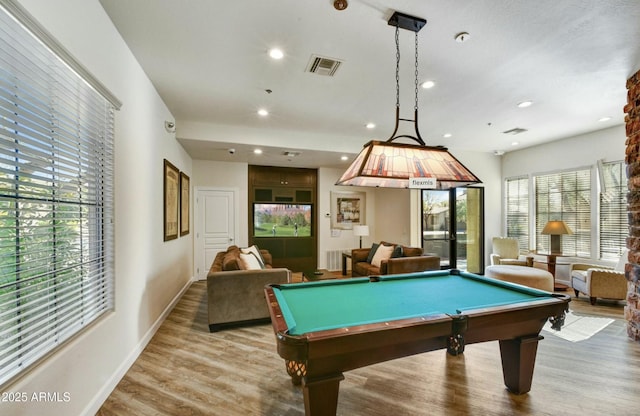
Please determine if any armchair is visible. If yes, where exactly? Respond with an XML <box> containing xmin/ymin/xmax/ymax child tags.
<box><xmin>570</xmin><ymin>250</ymin><xmax>628</xmax><ymax>305</ymax></box>
<box><xmin>490</xmin><ymin>237</ymin><xmax>532</xmax><ymax>266</ymax></box>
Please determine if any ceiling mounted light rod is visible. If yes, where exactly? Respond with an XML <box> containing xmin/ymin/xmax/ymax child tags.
<box><xmin>386</xmin><ymin>11</ymin><xmax>426</xmax><ymax>146</ymax></box>
<box><xmin>336</xmin><ymin>10</ymin><xmax>482</xmax><ymax>189</ymax></box>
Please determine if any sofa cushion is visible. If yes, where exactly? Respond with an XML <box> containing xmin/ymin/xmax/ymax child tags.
<box><xmin>222</xmin><ymin>246</ymin><xmax>243</xmax><ymax>271</ymax></box>
<box><xmin>402</xmin><ymin>246</ymin><xmax>423</xmax><ymax>257</ymax></box>
<box><xmin>391</xmin><ymin>245</ymin><xmax>403</xmax><ymax>258</ymax></box>
<box><xmin>241</xmin><ymin>245</ymin><xmax>265</xmax><ymax>268</ymax></box>
<box><xmin>240</xmin><ymin>252</ymin><xmax>264</xmax><ymax>270</ymax></box>
<box><xmin>615</xmin><ymin>249</ymin><xmax>628</xmax><ymax>272</ymax></box>
<box><xmin>366</xmin><ymin>243</ymin><xmax>380</xmax><ymax>264</ymax></box>
<box><xmin>571</xmin><ymin>269</ymin><xmax>587</xmax><ymax>283</ymax></box>
<box><xmin>371</xmin><ymin>244</ymin><xmax>394</xmax><ymax>268</ymax></box>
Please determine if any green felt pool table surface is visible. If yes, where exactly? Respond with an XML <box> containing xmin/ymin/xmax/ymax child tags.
<box><xmin>264</xmin><ymin>269</ymin><xmax>570</xmax><ymax>416</ymax></box>
<box><xmin>273</xmin><ymin>270</ymin><xmax>557</xmax><ymax>335</ymax></box>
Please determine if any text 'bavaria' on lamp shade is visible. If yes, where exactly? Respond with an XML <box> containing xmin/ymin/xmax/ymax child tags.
<box><xmin>541</xmin><ymin>220</ymin><xmax>573</xmax><ymax>253</ymax></box>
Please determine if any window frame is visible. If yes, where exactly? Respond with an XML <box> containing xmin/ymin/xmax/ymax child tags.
<box><xmin>0</xmin><ymin>0</ymin><xmax>118</xmax><ymax>387</ymax></box>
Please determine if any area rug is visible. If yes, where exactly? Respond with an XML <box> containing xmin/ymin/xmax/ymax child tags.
<box><xmin>542</xmin><ymin>311</ymin><xmax>614</xmax><ymax>342</ymax></box>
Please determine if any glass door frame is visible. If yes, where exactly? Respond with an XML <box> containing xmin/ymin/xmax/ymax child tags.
<box><xmin>421</xmin><ymin>187</ymin><xmax>484</xmax><ymax>273</ymax></box>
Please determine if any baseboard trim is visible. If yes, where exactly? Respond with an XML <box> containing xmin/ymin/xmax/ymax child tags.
<box><xmin>82</xmin><ymin>277</ymin><xmax>195</xmax><ymax>416</ymax></box>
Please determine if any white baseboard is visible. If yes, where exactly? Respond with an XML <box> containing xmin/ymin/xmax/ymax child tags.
<box><xmin>82</xmin><ymin>277</ymin><xmax>194</xmax><ymax>416</ymax></box>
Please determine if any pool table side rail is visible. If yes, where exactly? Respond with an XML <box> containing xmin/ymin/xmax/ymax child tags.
<box><xmin>455</xmin><ymin>296</ymin><xmax>570</xmax><ymax>345</ymax></box>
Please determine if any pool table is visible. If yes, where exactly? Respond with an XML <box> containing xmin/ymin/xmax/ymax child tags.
<box><xmin>264</xmin><ymin>269</ymin><xmax>570</xmax><ymax>416</ymax></box>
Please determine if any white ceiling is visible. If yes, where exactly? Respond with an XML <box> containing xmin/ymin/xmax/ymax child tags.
<box><xmin>99</xmin><ymin>0</ymin><xmax>640</xmax><ymax>168</ymax></box>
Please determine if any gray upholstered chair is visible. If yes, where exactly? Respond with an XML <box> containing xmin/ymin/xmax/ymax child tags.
<box><xmin>570</xmin><ymin>250</ymin><xmax>628</xmax><ymax>305</ymax></box>
<box><xmin>490</xmin><ymin>237</ymin><xmax>532</xmax><ymax>266</ymax></box>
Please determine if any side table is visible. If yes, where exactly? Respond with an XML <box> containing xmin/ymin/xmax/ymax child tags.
<box><xmin>342</xmin><ymin>250</ymin><xmax>352</xmax><ymax>276</ymax></box>
<box><xmin>532</xmin><ymin>252</ymin><xmax>568</xmax><ymax>291</ymax></box>
<box><xmin>302</xmin><ymin>269</ymin><xmax>336</xmax><ymax>282</ymax></box>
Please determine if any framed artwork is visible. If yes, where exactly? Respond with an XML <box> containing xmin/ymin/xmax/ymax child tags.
<box><xmin>180</xmin><ymin>171</ymin><xmax>190</xmax><ymax>236</ymax></box>
<box><xmin>163</xmin><ymin>159</ymin><xmax>179</xmax><ymax>241</ymax></box>
<box><xmin>331</xmin><ymin>191</ymin><xmax>366</xmax><ymax>230</ymax></box>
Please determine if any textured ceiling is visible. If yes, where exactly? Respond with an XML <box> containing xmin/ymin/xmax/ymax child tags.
<box><xmin>99</xmin><ymin>0</ymin><xmax>640</xmax><ymax>168</ymax></box>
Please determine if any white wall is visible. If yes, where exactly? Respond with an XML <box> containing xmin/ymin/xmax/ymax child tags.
<box><xmin>503</xmin><ymin>125</ymin><xmax>626</xmax><ymax>177</ymax></box>
<box><xmin>318</xmin><ymin>168</ymin><xmax>378</xmax><ymax>269</ymax></box>
<box><xmin>4</xmin><ymin>1</ymin><xmax>193</xmax><ymax>415</ymax></box>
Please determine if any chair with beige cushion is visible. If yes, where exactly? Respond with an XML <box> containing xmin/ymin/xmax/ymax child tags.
<box><xmin>490</xmin><ymin>237</ymin><xmax>532</xmax><ymax>266</ymax></box>
<box><xmin>570</xmin><ymin>250</ymin><xmax>629</xmax><ymax>305</ymax></box>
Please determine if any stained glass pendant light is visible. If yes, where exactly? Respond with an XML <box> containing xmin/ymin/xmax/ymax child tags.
<box><xmin>336</xmin><ymin>11</ymin><xmax>481</xmax><ymax>189</ymax></box>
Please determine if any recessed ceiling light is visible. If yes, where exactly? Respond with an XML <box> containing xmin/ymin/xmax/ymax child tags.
<box><xmin>443</xmin><ymin>133</ymin><xmax>452</xmax><ymax>138</ymax></box>
<box><xmin>517</xmin><ymin>101</ymin><xmax>533</xmax><ymax>108</ymax></box>
<box><xmin>511</xmin><ymin>141</ymin><xmax>519</xmax><ymax>146</ymax></box>
<box><xmin>257</xmin><ymin>109</ymin><xmax>269</xmax><ymax>116</ymax></box>
<box><xmin>366</xmin><ymin>123</ymin><xmax>376</xmax><ymax>129</ymax></box>
<box><xmin>421</xmin><ymin>80</ymin><xmax>435</xmax><ymax>89</ymax></box>
<box><xmin>254</xmin><ymin>149</ymin><xmax>263</xmax><ymax>155</ymax></box>
<box><xmin>598</xmin><ymin>116</ymin><xmax>611</xmax><ymax>122</ymax></box>
<box><xmin>269</xmin><ymin>48</ymin><xmax>284</xmax><ymax>60</ymax></box>
<box><xmin>341</xmin><ymin>155</ymin><xmax>349</xmax><ymax>161</ymax></box>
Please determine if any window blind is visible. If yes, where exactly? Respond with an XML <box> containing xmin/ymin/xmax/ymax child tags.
<box><xmin>534</xmin><ymin>169</ymin><xmax>591</xmax><ymax>256</ymax></box>
<box><xmin>0</xmin><ymin>4</ymin><xmax>114</xmax><ymax>386</ymax></box>
<box><xmin>599</xmin><ymin>161</ymin><xmax>628</xmax><ymax>260</ymax></box>
<box><xmin>505</xmin><ymin>176</ymin><xmax>529</xmax><ymax>251</ymax></box>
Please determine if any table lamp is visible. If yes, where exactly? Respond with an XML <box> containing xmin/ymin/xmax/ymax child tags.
<box><xmin>541</xmin><ymin>220</ymin><xmax>573</xmax><ymax>254</ymax></box>
<box><xmin>353</xmin><ymin>225</ymin><xmax>369</xmax><ymax>248</ymax></box>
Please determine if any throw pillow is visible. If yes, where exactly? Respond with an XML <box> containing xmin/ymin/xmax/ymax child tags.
<box><xmin>241</xmin><ymin>245</ymin><xmax>265</xmax><ymax>268</ymax></box>
<box><xmin>366</xmin><ymin>242</ymin><xmax>380</xmax><ymax>264</ymax></box>
<box><xmin>240</xmin><ymin>252</ymin><xmax>263</xmax><ymax>270</ymax></box>
<box><xmin>222</xmin><ymin>247</ymin><xmax>242</xmax><ymax>271</ymax></box>
<box><xmin>371</xmin><ymin>244</ymin><xmax>394</xmax><ymax>268</ymax></box>
<box><xmin>391</xmin><ymin>245</ymin><xmax>403</xmax><ymax>258</ymax></box>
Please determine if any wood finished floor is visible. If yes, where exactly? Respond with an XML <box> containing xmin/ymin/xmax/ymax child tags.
<box><xmin>97</xmin><ymin>278</ymin><xmax>640</xmax><ymax>416</ymax></box>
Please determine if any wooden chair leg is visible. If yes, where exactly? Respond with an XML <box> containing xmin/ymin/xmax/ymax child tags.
<box><xmin>574</xmin><ymin>289</ymin><xmax>579</xmax><ymax>298</ymax></box>
<box><xmin>590</xmin><ymin>297</ymin><xmax>597</xmax><ymax>305</ymax></box>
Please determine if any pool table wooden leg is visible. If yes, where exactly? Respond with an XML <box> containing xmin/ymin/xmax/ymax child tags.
<box><xmin>302</xmin><ymin>373</ymin><xmax>345</xmax><ymax>416</ymax></box>
<box><xmin>498</xmin><ymin>334</ymin><xmax>543</xmax><ymax>394</ymax></box>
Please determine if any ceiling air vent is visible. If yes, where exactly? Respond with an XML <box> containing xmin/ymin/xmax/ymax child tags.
<box><xmin>502</xmin><ymin>127</ymin><xmax>528</xmax><ymax>135</ymax></box>
<box><xmin>306</xmin><ymin>54</ymin><xmax>342</xmax><ymax>76</ymax></box>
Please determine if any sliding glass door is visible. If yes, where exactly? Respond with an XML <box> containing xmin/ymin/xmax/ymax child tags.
<box><xmin>421</xmin><ymin>188</ymin><xmax>484</xmax><ymax>273</ymax></box>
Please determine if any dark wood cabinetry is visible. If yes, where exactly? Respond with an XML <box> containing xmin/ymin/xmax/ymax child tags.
<box><xmin>248</xmin><ymin>165</ymin><xmax>317</xmax><ymax>271</ymax></box>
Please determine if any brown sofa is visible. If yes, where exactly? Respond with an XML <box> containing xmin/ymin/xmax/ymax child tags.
<box><xmin>207</xmin><ymin>245</ymin><xmax>290</xmax><ymax>332</ymax></box>
<box><xmin>351</xmin><ymin>242</ymin><xmax>440</xmax><ymax>277</ymax></box>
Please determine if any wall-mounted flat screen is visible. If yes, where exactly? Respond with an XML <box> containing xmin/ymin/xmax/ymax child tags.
<box><xmin>253</xmin><ymin>203</ymin><xmax>312</xmax><ymax>237</ymax></box>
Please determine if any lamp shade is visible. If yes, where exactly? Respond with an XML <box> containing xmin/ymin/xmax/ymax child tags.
<box><xmin>541</xmin><ymin>220</ymin><xmax>573</xmax><ymax>235</ymax></box>
<box><xmin>336</xmin><ymin>141</ymin><xmax>481</xmax><ymax>189</ymax></box>
<box><xmin>353</xmin><ymin>225</ymin><xmax>370</xmax><ymax>237</ymax></box>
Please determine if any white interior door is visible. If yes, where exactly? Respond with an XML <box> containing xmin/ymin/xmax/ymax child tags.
<box><xmin>194</xmin><ymin>188</ymin><xmax>237</xmax><ymax>280</ymax></box>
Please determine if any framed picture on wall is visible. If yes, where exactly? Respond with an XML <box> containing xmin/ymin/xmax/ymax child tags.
<box><xmin>331</xmin><ymin>191</ymin><xmax>366</xmax><ymax>230</ymax></box>
<box><xmin>163</xmin><ymin>159</ymin><xmax>179</xmax><ymax>241</ymax></box>
<box><xmin>180</xmin><ymin>171</ymin><xmax>190</xmax><ymax>236</ymax></box>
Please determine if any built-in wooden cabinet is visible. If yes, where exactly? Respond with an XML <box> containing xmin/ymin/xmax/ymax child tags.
<box><xmin>248</xmin><ymin>165</ymin><xmax>317</xmax><ymax>271</ymax></box>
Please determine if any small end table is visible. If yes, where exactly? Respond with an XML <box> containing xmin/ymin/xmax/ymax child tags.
<box><xmin>532</xmin><ymin>252</ymin><xmax>568</xmax><ymax>291</ymax></box>
<box><xmin>302</xmin><ymin>269</ymin><xmax>336</xmax><ymax>282</ymax></box>
<box><xmin>341</xmin><ymin>251</ymin><xmax>352</xmax><ymax>276</ymax></box>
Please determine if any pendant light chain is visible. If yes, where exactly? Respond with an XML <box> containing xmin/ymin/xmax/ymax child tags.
<box><xmin>395</xmin><ymin>24</ymin><xmax>400</xmax><ymax>109</ymax></box>
<box><xmin>414</xmin><ymin>31</ymin><xmax>419</xmax><ymax>111</ymax></box>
